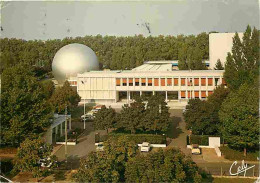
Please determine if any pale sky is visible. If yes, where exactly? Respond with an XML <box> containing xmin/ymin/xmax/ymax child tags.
<box><xmin>1</xmin><ymin>0</ymin><xmax>259</xmax><ymax>40</ymax></box>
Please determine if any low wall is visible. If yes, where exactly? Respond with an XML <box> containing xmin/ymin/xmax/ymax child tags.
<box><xmin>56</xmin><ymin>142</ymin><xmax>76</xmax><ymax>145</ymax></box>
<box><xmin>138</xmin><ymin>144</ymin><xmax>166</xmax><ymax>148</ymax></box>
<box><xmin>215</xmin><ymin>146</ymin><xmax>221</xmax><ymax>157</ymax></box>
<box><xmin>187</xmin><ymin>145</ymin><xmax>213</xmax><ymax>149</ymax></box>
<box><xmin>95</xmin><ymin>143</ymin><xmax>167</xmax><ymax>148</ymax></box>
<box><xmin>187</xmin><ymin>145</ymin><xmax>222</xmax><ymax>157</ymax></box>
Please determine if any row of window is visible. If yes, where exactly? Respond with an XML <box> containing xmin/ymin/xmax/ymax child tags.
<box><xmin>181</xmin><ymin>91</ymin><xmax>213</xmax><ymax>99</ymax></box>
<box><xmin>69</xmin><ymin>81</ymin><xmax>77</xmax><ymax>85</ymax></box>
<box><xmin>116</xmin><ymin>78</ymin><xmax>226</xmax><ymax>87</ymax></box>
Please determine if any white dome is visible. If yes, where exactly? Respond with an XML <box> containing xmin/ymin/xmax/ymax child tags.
<box><xmin>52</xmin><ymin>43</ymin><xmax>99</xmax><ymax>83</ymax></box>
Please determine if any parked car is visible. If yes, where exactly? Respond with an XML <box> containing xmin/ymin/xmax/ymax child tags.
<box><xmin>38</xmin><ymin>157</ymin><xmax>56</xmax><ymax>168</ymax></box>
<box><xmin>81</xmin><ymin>105</ymin><xmax>105</xmax><ymax>121</ymax></box>
<box><xmin>183</xmin><ymin>108</ymin><xmax>187</xmax><ymax>113</ymax></box>
<box><xmin>93</xmin><ymin>105</ymin><xmax>106</xmax><ymax>110</ymax></box>
<box><xmin>191</xmin><ymin>144</ymin><xmax>201</xmax><ymax>155</ymax></box>
<box><xmin>81</xmin><ymin>113</ymin><xmax>93</xmax><ymax>121</ymax></box>
<box><xmin>96</xmin><ymin>142</ymin><xmax>104</xmax><ymax>151</ymax></box>
<box><xmin>140</xmin><ymin>142</ymin><xmax>151</xmax><ymax>152</ymax></box>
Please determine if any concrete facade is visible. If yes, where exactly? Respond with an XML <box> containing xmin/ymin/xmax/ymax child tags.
<box><xmin>70</xmin><ymin>70</ymin><xmax>225</xmax><ymax>106</ymax></box>
<box><xmin>209</xmin><ymin>32</ymin><xmax>243</xmax><ymax>69</ymax></box>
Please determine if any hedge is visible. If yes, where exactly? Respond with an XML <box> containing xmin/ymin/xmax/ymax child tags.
<box><xmin>107</xmin><ymin>133</ymin><xmax>166</xmax><ymax>144</ymax></box>
<box><xmin>187</xmin><ymin>135</ymin><xmax>223</xmax><ymax>146</ymax></box>
<box><xmin>220</xmin><ymin>146</ymin><xmax>259</xmax><ymax>161</ymax></box>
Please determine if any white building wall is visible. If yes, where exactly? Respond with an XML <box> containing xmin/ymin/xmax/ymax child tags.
<box><xmin>76</xmin><ymin>70</ymin><xmax>224</xmax><ymax>104</ymax></box>
<box><xmin>209</xmin><ymin>32</ymin><xmax>243</xmax><ymax>69</ymax></box>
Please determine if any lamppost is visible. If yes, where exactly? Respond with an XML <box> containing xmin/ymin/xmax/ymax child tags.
<box><xmin>84</xmin><ymin>98</ymin><xmax>86</xmax><ymax>130</ymax></box>
<box><xmin>81</xmin><ymin>79</ymin><xmax>86</xmax><ymax>130</ymax></box>
<box><xmin>65</xmin><ymin>105</ymin><xmax>68</xmax><ymax>163</ymax></box>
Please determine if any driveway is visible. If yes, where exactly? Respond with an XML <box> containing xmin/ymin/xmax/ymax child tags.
<box><xmin>54</xmin><ymin>122</ymin><xmax>107</xmax><ymax>163</ymax></box>
<box><xmin>167</xmin><ymin>109</ymin><xmax>193</xmax><ymax>156</ymax></box>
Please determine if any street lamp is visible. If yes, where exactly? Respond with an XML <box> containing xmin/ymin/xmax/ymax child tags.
<box><xmin>81</xmin><ymin>79</ymin><xmax>86</xmax><ymax>130</ymax></box>
<box><xmin>65</xmin><ymin>105</ymin><xmax>68</xmax><ymax>163</ymax></box>
<box><xmin>189</xmin><ymin>77</ymin><xmax>193</xmax><ymax>99</ymax></box>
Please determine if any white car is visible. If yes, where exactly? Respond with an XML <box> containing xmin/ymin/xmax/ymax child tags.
<box><xmin>96</xmin><ymin>142</ymin><xmax>104</xmax><ymax>151</ymax></box>
<box><xmin>191</xmin><ymin>144</ymin><xmax>201</xmax><ymax>155</ymax></box>
<box><xmin>183</xmin><ymin>108</ymin><xmax>187</xmax><ymax>113</ymax></box>
<box><xmin>38</xmin><ymin>157</ymin><xmax>53</xmax><ymax>168</ymax></box>
<box><xmin>140</xmin><ymin>142</ymin><xmax>151</xmax><ymax>152</ymax></box>
<box><xmin>81</xmin><ymin>111</ymin><xmax>95</xmax><ymax>121</ymax></box>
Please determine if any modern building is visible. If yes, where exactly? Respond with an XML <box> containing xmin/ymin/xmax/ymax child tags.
<box><xmin>69</xmin><ymin>67</ymin><xmax>225</xmax><ymax>105</ymax></box>
<box><xmin>52</xmin><ymin>32</ymin><xmax>241</xmax><ymax>108</ymax></box>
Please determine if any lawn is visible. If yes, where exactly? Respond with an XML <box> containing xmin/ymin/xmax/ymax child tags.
<box><xmin>220</xmin><ymin>146</ymin><xmax>258</xmax><ymax>161</ymax></box>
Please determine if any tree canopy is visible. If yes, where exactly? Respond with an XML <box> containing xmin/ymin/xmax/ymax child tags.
<box><xmin>224</xmin><ymin>25</ymin><xmax>259</xmax><ymax>90</ymax></box>
<box><xmin>74</xmin><ymin>137</ymin><xmax>201</xmax><ymax>183</ymax></box>
<box><xmin>0</xmin><ymin>33</ymin><xmax>209</xmax><ymax>74</ymax></box>
<box><xmin>214</xmin><ymin>59</ymin><xmax>224</xmax><ymax>70</ymax></box>
<box><xmin>74</xmin><ymin>136</ymin><xmax>138</xmax><ymax>182</ymax></box>
<box><xmin>184</xmin><ymin>85</ymin><xmax>229</xmax><ymax>135</ymax></box>
<box><xmin>178</xmin><ymin>33</ymin><xmax>208</xmax><ymax>70</ymax></box>
<box><xmin>13</xmin><ymin>138</ymin><xmax>57</xmax><ymax>179</ymax></box>
<box><xmin>1</xmin><ymin>64</ymin><xmax>53</xmax><ymax>145</ymax></box>
<box><xmin>116</xmin><ymin>95</ymin><xmax>170</xmax><ymax>133</ymax></box>
<box><xmin>143</xmin><ymin>94</ymin><xmax>170</xmax><ymax>132</ymax></box>
<box><xmin>93</xmin><ymin>106</ymin><xmax>117</xmax><ymax>133</ymax></box>
<box><xmin>50</xmin><ymin>81</ymin><xmax>81</xmax><ymax>113</ymax></box>
<box><xmin>125</xmin><ymin>148</ymin><xmax>201</xmax><ymax>183</ymax></box>
<box><xmin>219</xmin><ymin>81</ymin><xmax>259</xmax><ymax>156</ymax></box>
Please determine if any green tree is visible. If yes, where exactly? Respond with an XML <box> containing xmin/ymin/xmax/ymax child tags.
<box><xmin>1</xmin><ymin>64</ymin><xmax>53</xmax><ymax>145</ymax></box>
<box><xmin>0</xmin><ymin>33</ymin><xmax>210</xmax><ymax>73</ymax></box>
<box><xmin>50</xmin><ymin>81</ymin><xmax>81</xmax><ymax>113</ymax></box>
<box><xmin>214</xmin><ymin>59</ymin><xmax>224</xmax><ymax>70</ymax></box>
<box><xmin>93</xmin><ymin>106</ymin><xmax>117</xmax><ymax>133</ymax></box>
<box><xmin>116</xmin><ymin>96</ymin><xmax>145</xmax><ymax>133</ymax></box>
<box><xmin>74</xmin><ymin>136</ymin><xmax>137</xmax><ymax>182</ymax></box>
<box><xmin>41</xmin><ymin>80</ymin><xmax>55</xmax><ymax>99</ymax></box>
<box><xmin>184</xmin><ymin>99</ymin><xmax>217</xmax><ymax>135</ymax></box>
<box><xmin>219</xmin><ymin>81</ymin><xmax>259</xmax><ymax>156</ymax></box>
<box><xmin>143</xmin><ymin>94</ymin><xmax>170</xmax><ymax>132</ymax></box>
<box><xmin>224</xmin><ymin>26</ymin><xmax>259</xmax><ymax>90</ymax></box>
<box><xmin>0</xmin><ymin>51</ymin><xmax>17</xmax><ymax>73</ymax></box>
<box><xmin>125</xmin><ymin>148</ymin><xmax>202</xmax><ymax>183</ymax></box>
<box><xmin>13</xmin><ymin>138</ymin><xmax>57</xmax><ymax>181</ymax></box>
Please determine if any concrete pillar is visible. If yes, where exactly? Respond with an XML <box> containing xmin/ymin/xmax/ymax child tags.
<box><xmin>153</xmin><ymin>91</ymin><xmax>155</xmax><ymax>95</ymax></box>
<box><xmin>127</xmin><ymin>91</ymin><xmax>129</xmax><ymax>104</ymax></box>
<box><xmin>69</xmin><ymin>117</ymin><xmax>72</xmax><ymax>130</ymax></box>
<box><xmin>166</xmin><ymin>91</ymin><xmax>168</xmax><ymax>102</ymax></box>
<box><xmin>60</xmin><ymin>123</ymin><xmax>63</xmax><ymax>136</ymax></box>
<box><xmin>140</xmin><ymin>91</ymin><xmax>142</xmax><ymax>96</ymax></box>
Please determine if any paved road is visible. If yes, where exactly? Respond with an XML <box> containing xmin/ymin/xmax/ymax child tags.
<box><xmin>54</xmin><ymin>122</ymin><xmax>107</xmax><ymax>161</ymax></box>
<box><xmin>168</xmin><ymin>109</ymin><xmax>192</xmax><ymax>156</ymax></box>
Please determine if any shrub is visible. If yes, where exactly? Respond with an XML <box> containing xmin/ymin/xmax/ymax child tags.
<box><xmin>220</xmin><ymin>146</ymin><xmax>258</xmax><ymax>161</ymax></box>
<box><xmin>189</xmin><ymin>135</ymin><xmax>223</xmax><ymax>146</ymax></box>
<box><xmin>190</xmin><ymin>135</ymin><xmax>209</xmax><ymax>146</ymax></box>
<box><xmin>108</xmin><ymin>133</ymin><xmax>166</xmax><ymax>144</ymax></box>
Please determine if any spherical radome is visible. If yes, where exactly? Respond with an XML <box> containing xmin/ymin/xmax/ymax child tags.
<box><xmin>52</xmin><ymin>43</ymin><xmax>99</xmax><ymax>83</ymax></box>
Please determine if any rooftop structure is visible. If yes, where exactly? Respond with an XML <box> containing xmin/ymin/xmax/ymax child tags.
<box><xmin>52</xmin><ymin>43</ymin><xmax>99</xmax><ymax>83</ymax></box>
